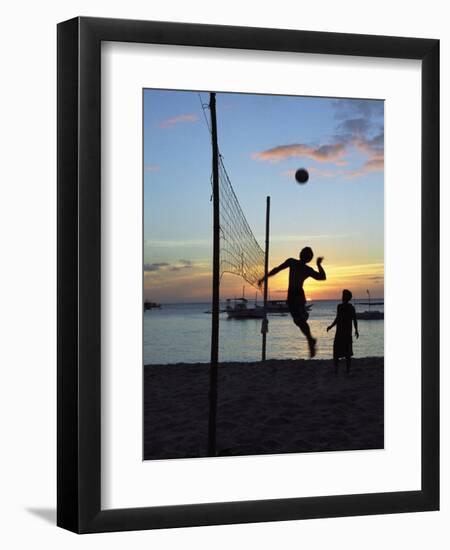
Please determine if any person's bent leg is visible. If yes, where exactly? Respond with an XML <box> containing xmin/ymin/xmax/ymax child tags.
<box><xmin>294</xmin><ymin>316</ymin><xmax>316</xmax><ymax>357</ymax></box>
<box><xmin>294</xmin><ymin>316</ymin><xmax>311</xmax><ymax>338</ymax></box>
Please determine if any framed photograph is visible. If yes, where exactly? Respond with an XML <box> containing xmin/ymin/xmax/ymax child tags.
<box><xmin>57</xmin><ymin>17</ymin><xmax>439</xmax><ymax>533</ymax></box>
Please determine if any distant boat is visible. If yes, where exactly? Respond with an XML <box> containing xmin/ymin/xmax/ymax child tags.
<box><xmin>265</xmin><ymin>300</ymin><xmax>289</xmax><ymax>313</ymax></box>
<box><xmin>265</xmin><ymin>299</ymin><xmax>312</xmax><ymax>316</ymax></box>
<box><xmin>356</xmin><ymin>310</ymin><xmax>384</xmax><ymax>320</ymax></box>
<box><xmin>355</xmin><ymin>289</ymin><xmax>383</xmax><ymax>320</ymax></box>
<box><xmin>226</xmin><ymin>297</ymin><xmax>265</xmax><ymax>319</ymax></box>
<box><xmin>225</xmin><ymin>288</ymin><xmax>265</xmax><ymax>319</ymax></box>
<box><xmin>204</xmin><ymin>306</ymin><xmax>228</xmax><ymax>314</ymax></box>
<box><xmin>225</xmin><ymin>294</ymin><xmax>312</xmax><ymax>318</ymax></box>
<box><xmin>144</xmin><ymin>300</ymin><xmax>161</xmax><ymax>311</ymax></box>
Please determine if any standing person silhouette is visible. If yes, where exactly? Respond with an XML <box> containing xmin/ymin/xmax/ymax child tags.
<box><xmin>327</xmin><ymin>289</ymin><xmax>359</xmax><ymax>374</ymax></box>
<box><xmin>258</xmin><ymin>246</ymin><xmax>326</xmax><ymax>358</ymax></box>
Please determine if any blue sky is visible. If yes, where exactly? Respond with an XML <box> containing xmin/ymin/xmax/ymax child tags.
<box><xmin>143</xmin><ymin>90</ymin><xmax>384</xmax><ymax>302</ymax></box>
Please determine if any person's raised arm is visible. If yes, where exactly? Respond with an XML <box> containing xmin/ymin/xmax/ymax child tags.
<box><xmin>258</xmin><ymin>259</ymin><xmax>292</xmax><ymax>288</ymax></box>
<box><xmin>309</xmin><ymin>256</ymin><xmax>326</xmax><ymax>280</ymax></box>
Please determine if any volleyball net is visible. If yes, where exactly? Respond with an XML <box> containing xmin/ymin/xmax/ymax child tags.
<box><xmin>218</xmin><ymin>156</ymin><xmax>265</xmax><ymax>290</ymax></box>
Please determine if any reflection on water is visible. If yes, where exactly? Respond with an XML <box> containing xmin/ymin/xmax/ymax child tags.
<box><xmin>143</xmin><ymin>300</ymin><xmax>384</xmax><ymax>365</ymax></box>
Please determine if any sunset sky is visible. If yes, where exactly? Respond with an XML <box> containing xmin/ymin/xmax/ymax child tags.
<box><xmin>143</xmin><ymin>90</ymin><xmax>384</xmax><ymax>303</ymax></box>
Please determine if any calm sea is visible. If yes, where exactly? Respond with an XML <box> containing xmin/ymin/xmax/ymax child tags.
<box><xmin>143</xmin><ymin>300</ymin><xmax>384</xmax><ymax>365</ymax></box>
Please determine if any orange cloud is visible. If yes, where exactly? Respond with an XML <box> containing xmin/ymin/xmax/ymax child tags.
<box><xmin>252</xmin><ymin>142</ymin><xmax>347</xmax><ymax>164</ymax></box>
<box><xmin>344</xmin><ymin>157</ymin><xmax>384</xmax><ymax>179</ymax></box>
<box><xmin>343</xmin><ymin>133</ymin><xmax>384</xmax><ymax>179</ymax></box>
<box><xmin>279</xmin><ymin>135</ymin><xmax>384</xmax><ymax>181</ymax></box>
<box><xmin>158</xmin><ymin>113</ymin><xmax>198</xmax><ymax>129</ymax></box>
<box><xmin>254</xmin><ymin>116</ymin><xmax>384</xmax><ymax>180</ymax></box>
<box><xmin>353</xmin><ymin>134</ymin><xmax>384</xmax><ymax>157</ymax></box>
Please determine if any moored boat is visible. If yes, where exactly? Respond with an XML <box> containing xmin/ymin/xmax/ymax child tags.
<box><xmin>355</xmin><ymin>290</ymin><xmax>383</xmax><ymax>320</ymax></box>
<box><xmin>144</xmin><ymin>300</ymin><xmax>161</xmax><ymax>311</ymax></box>
<box><xmin>356</xmin><ymin>310</ymin><xmax>384</xmax><ymax>320</ymax></box>
<box><xmin>265</xmin><ymin>300</ymin><xmax>289</xmax><ymax>313</ymax></box>
<box><xmin>226</xmin><ymin>297</ymin><xmax>265</xmax><ymax>319</ymax></box>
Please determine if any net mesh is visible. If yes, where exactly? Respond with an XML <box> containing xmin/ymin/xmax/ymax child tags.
<box><xmin>218</xmin><ymin>157</ymin><xmax>265</xmax><ymax>289</ymax></box>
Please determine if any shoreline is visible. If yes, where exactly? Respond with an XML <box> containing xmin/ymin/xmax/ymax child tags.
<box><xmin>144</xmin><ymin>356</ymin><xmax>384</xmax><ymax>368</ymax></box>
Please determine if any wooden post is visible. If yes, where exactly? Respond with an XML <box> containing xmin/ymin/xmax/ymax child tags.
<box><xmin>208</xmin><ymin>92</ymin><xmax>220</xmax><ymax>457</ymax></box>
<box><xmin>262</xmin><ymin>196</ymin><xmax>271</xmax><ymax>360</ymax></box>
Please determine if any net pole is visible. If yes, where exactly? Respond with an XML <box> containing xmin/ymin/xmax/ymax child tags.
<box><xmin>262</xmin><ymin>196</ymin><xmax>271</xmax><ymax>360</ymax></box>
<box><xmin>208</xmin><ymin>92</ymin><xmax>220</xmax><ymax>457</ymax></box>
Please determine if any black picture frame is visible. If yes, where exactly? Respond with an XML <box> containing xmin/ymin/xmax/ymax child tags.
<box><xmin>57</xmin><ymin>16</ymin><xmax>439</xmax><ymax>533</ymax></box>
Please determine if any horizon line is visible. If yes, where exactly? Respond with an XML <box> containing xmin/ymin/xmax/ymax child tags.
<box><xmin>144</xmin><ymin>297</ymin><xmax>385</xmax><ymax>305</ymax></box>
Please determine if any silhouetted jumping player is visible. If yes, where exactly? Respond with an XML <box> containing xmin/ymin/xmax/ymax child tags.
<box><xmin>258</xmin><ymin>247</ymin><xmax>326</xmax><ymax>358</ymax></box>
<box><xmin>327</xmin><ymin>289</ymin><xmax>359</xmax><ymax>374</ymax></box>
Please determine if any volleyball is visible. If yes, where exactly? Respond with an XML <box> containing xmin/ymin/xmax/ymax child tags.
<box><xmin>295</xmin><ymin>168</ymin><xmax>309</xmax><ymax>184</ymax></box>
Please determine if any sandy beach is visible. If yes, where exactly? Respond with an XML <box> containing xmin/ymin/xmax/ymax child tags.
<box><xmin>144</xmin><ymin>357</ymin><xmax>384</xmax><ymax>460</ymax></box>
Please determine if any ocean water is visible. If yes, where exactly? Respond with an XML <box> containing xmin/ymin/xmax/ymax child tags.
<box><xmin>143</xmin><ymin>300</ymin><xmax>384</xmax><ymax>365</ymax></box>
